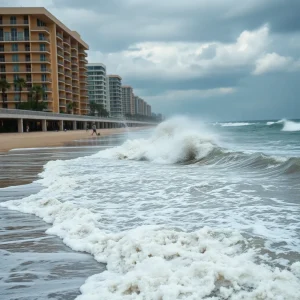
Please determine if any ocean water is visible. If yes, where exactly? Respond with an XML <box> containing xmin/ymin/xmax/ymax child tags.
<box><xmin>1</xmin><ymin>117</ymin><xmax>300</xmax><ymax>300</ymax></box>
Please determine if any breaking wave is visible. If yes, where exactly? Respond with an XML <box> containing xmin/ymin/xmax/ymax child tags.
<box><xmin>96</xmin><ymin>117</ymin><xmax>300</xmax><ymax>175</ymax></box>
<box><xmin>267</xmin><ymin>119</ymin><xmax>300</xmax><ymax>132</ymax></box>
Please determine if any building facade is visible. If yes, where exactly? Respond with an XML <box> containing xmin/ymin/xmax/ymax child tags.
<box><xmin>87</xmin><ymin>63</ymin><xmax>110</xmax><ymax>113</ymax></box>
<box><xmin>146</xmin><ymin>104</ymin><xmax>151</xmax><ymax>116</ymax></box>
<box><xmin>108</xmin><ymin>75</ymin><xmax>122</xmax><ymax>117</ymax></box>
<box><xmin>121</xmin><ymin>85</ymin><xmax>134</xmax><ymax>116</ymax></box>
<box><xmin>0</xmin><ymin>7</ymin><xmax>89</xmax><ymax>114</ymax></box>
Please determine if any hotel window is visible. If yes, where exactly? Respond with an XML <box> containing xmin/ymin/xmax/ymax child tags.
<box><xmin>0</xmin><ymin>54</ymin><xmax>4</xmax><ymax>62</ymax></box>
<box><xmin>0</xmin><ymin>66</ymin><xmax>5</xmax><ymax>72</ymax></box>
<box><xmin>41</xmin><ymin>74</ymin><xmax>47</xmax><ymax>82</ymax></box>
<box><xmin>11</xmin><ymin>28</ymin><xmax>17</xmax><ymax>41</ymax></box>
<box><xmin>13</xmin><ymin>64</ymin><xmax>19</xmax><ymax>72</ymax></box>
<box><xmin>40</xmin><ymin>54</ymin><xmax>46</xmax><ymax>61</ymax></box>
<box><xmin>41</xmin><ymin>64</ymin><xmax>47</xmax><ymax>71</ymax></box>
<box><xmin>12</xmin><ymin>43</ymin><xmax>18</xmax><ymax>51</ymax></box>
<box><xmin>26</xmin><ymin>75</ymin><xmax>31</xmax><ymax>82</ymax></box>
<box><xmin>13</xmin><ymin>74</ymin><xmax>19</xmax><ymax>81</ymax></box>
<box><xmin>14</xmin><ymin>93</ymin><xmax>20</xmax><ymax>101</ymax></box>
<box><xmin>39</xmin><ymin>33</ymin><xmax>45</xmax><ymax>41</ymax></box>
<box><xmin>1</xmin><ymin>74</ymin><xmax>6</xmax><ymax>80</ymax></box>
<box><xmin>25</xmin><ymin>43</ymin><xmax>30</xmax><ymax>51</ymax></box>
<box><xmin>37</xmin><ymin>19</ymin><xmax>46</xmax><ymax>27</ymax></box>
<box><xmin>24</xmin><ymin>16</ymin><xmax>28</xmax><ymax>24</ymax></box>
<box><xmin>0</xmin><ymin>16</ymin><xmax>2</xmax><ymax>25</ymax></box>
<box><xmin>12</xmin><ymin>54</ymin><xmax>19</xmax><ymax>62</ymax></box>
<box><xmin>10</xmin><ymin>16</ymin><xmax>17</xmax><ymax>25</ymax></box>
<box><xmin>0</xmin><ymin>44</ymin><xmax>3</xmax><ymax>52</ymax></box>
<box><xmin>25</xmin><ymin>54</ymin><xmax>30</xmax><ymax>62</ymax></box>
<box><xmin>26</xmin><ymin>64</ymin><xmax>31</xmax><ymax>72</ymax></box>
<box><xmin>40</xmin><ymin>44</ymin><xmax>46</xmax><ymax>51</ymax></box>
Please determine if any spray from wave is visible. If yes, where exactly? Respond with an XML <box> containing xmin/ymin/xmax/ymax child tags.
<box><xmin>97</xmin><ymin>117</ymin><xmax>218</xmax><ymax>164</ymax></box>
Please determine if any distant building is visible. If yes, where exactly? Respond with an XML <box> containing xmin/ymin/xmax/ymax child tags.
<box><xmin>121</xmin><ymin>85</ymin><xmax>134</xmax><ymax>116</ymax></box>
<box><xmin>138</xmin><ymin>97</ymin><xmax>144</xmax><ymax>115</ymax></box>
<box><xmin>87</xmin><ymin>63</ymin><xmax>110</xmax><ymax>113</ymax></box>
<box><xmin>0</xmin><ymin>7</ymin><xmax>89</xmax><ymax>114</ymax></box>
<box><xmin>146</xmin><ymin>104</ymin><xmax>151</xmax><ymax>116</ymax></box>
<box><xmin>108</xmin><ymin>75</ymin><xmax>122</xmax><ymax>117</ymax></box>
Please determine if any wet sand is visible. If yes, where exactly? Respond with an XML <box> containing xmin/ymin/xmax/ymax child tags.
<box><xmin>0</xmin><ymin>128</ymin><xmax>134</xmax><ymax>152</ymax></box>
<box><xmin>0</xmin><ymin>130</ymin><xmax>146</xmax><ymax>299</ymax></box>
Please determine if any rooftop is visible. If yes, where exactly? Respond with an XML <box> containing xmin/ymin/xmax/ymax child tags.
<box><xmin>0</xmin><ymin>7</ymin><xmax>88</xmax><ymax>49</ymax></box>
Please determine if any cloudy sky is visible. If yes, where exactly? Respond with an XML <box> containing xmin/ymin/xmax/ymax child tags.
<box><xmin>2</xmin><ymin>0</ymin><xmax>300</xmax><ymax>121</ymax></box>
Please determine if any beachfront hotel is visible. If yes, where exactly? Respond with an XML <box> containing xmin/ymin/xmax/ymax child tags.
<box><xmin>87</xmin><ymin>63</ymin><xmax>110</xmax><ymax>112</ymax></box>
<box><xmin>108</xmin><ymin>75</ymin><xmax>122</xmax><ymax>118</ymax></box>
<box><xmin>0</xmin><ymin>7</ymin><xmax>89</xmax><ymax>115</ymax></box>
<box><xmin>121</xmin><ymin>85</ymin><xmax>134</xmax><ymax>116</ymax></box>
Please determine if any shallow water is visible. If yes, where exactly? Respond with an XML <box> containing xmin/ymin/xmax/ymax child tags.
<box><xmin>1</xmin><ymin>120</ymin><xmax>300</xmax><ymax>299</ymax></box>
<box><xmin>0</xmin><ymin>134</ymin><xmax>130</xmax><ymax>300</ymax></box>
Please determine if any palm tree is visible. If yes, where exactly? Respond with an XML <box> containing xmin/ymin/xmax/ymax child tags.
<box><xmin>67</xmin><ymin>101</ymin><xmax>77</xmax><ymax>114</ymax></box>
<box><xmin>14</xmin><ymin>77</ymin><xmax>27</xmax><ymax>105</ymax></box>
<box><xmin>31</xmin><ymin>85</ymin><xmax>45</xmax><ymax>105</ymax></box>
<box><xmin>0</xmin><ymin>79</ymin><xmax>11</xmax><ymax>108</ymax></box>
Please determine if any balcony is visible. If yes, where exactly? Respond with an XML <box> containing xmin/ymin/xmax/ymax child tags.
<box><xmin>59</xmin><ymin>85</ymin><xmax>65</xmax><ymax>90</ymax></box>
<box><xmin>57</xmin><ymin>32</ymin><xmax>63</xmax><ymax>40</ymax></box>
<box><xmin>31</xmin><ymin>26</ymin><xmax>50</xmax><ymax>33</ymax></box>
<box><xmin>57</xmin><ymin>42</ymin><xmax>63</xmax><ymax>49</ymax></box>
<box><xmin>31</xmin><ymin>37</ymin><xmax>50</xmax><ymax>43</ymax></box>
<box><xmin>0</xmin><ymin>36</ymin><xmax>30</xmax><ymax>42</ymax></box>
<box><xmin>79</xmin><ymin>51</ymin><xmax>88</xmax><ymax>57</ymax></box>
<box><xmin>58</xmin><ymin>60</ymin><xmax>64</xmax><ymax>66</ymax></box>
<box><xmin>58</xmin><ymin>68</ymin><xmax>64</xmax><ymax>74</ymax></box>
<box><xmin>64</xmin><ymin>64</ymin><xmax>71</xmax><ymax>71</ymax></box>
<box><xmin>0</xmin><ymin>20</ymin><xmax>29</xmax><ymax>26</ymax></box>
<box><xmin>71</xmin><ymin>60</ymin><xmax>78</xmax><ymax>66</ymax></box>
<box><xmin>57</xmin><ymin>49</ymin><xmax>64</xmax><ymax>57</ymax></box>
<box><xmin>72</xmin><ymin>76</ymin><xmax>79</xmax><ymax>81</ymax></box>
<box><xmin>65</xmin><ymin>72</ymin><xmax>72</xmax><ymax>78</ymax></box>
<box><xmin>0</xmin><ymin>59</ymin><xmax>50</xmax><ymax>64</ymax></box>
<box><xmin>65</xmin><ymin>80</ymin><xmax>72</xmax><ymax>86</ymax></box>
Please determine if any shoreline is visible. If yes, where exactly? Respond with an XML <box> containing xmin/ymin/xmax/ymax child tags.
<box><xmin>0</xmin><ymin>127</ymin><xmax>146</xmax><ymax>153</ymax></box>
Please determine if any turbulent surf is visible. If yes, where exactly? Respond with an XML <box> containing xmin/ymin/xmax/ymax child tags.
<box><xmin>1</xmin><ymin>116</ymin><xmax>300</xmax><ymax>300</ymax></box>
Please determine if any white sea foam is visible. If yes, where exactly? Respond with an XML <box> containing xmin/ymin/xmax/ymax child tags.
<box><xmin>1</xmin><ymin>196</ymin><xmax>300</xmax><ymax>300</ymax></box>
<box><xmin>266</xmin><ymin>119</ymin><xmax>300</xmax><ymax>131</ymax></box>
<box><xmin>222</xmin><ymin>122</ymin><xmax>255</xmax><ymax>127</ymax></box>
<box><xmin>282</xmin><ymin>120</ymin><xmax>300</xmax><ymax>132</ymax></box>
<box><xmin>1</xmin><ymin>117</ymin><xmax>300</xmax><ymax>299</ymax></box>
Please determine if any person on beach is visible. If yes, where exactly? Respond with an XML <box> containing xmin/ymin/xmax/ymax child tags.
<box><xmin>26</xmin><ymin>125</ymin><xmax>29</xmax><ymax>132</ymax></box>
<box><xmin>91</xmin><ymin>123</ymin><xmax>97</xmax><ymax>136</ymax></box>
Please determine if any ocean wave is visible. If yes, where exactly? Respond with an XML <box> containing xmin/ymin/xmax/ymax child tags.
<box><xmin>267</xmin><ymin>119</ymin><xmax>300</xmax><ymax>131</ymax></box>
<box><xmin>96</xmin><ymin>117</ymin><xmax>217</xmax><ymax>164</ymax></box>
<box><xmin>1</xmin><ymin>196</ymin><xmax>300</xmax><ymax>300</ymax></box>
<box><xmin>220</xmin><ymin>122</ymin><xmax>254</xmax><ymax>127</ymax></box>
<box><xmin>95</xmin><ymin>117</ymin><xmax>300</xmax><ymax>175</ymax></box>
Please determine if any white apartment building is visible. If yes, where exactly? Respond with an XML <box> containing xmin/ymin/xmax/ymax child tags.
<box><xmin>87</xmin><ymin>63</ymin><xmax>110</xmax><ymax>113</ymax></box>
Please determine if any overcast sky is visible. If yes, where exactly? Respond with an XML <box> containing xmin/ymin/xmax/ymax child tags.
<box><xmin>1</xmin><ymin>0</ymin><xmax>300</xmax><ymax>121</ymax></box>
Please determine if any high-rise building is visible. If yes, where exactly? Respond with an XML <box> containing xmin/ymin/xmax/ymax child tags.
<box><xmin>108</xmin><ymin>75</ymin><xmax>122</xmax><ymax>117</ymax></box>
<box><xmin>121</xmin><ymin>85</ymin><xmax>134</xmax><ymax>116</ymax></box>
<box><xmin>146</xmin><ymin>104</ymin><xmax>151</xmax><ymax>116</ymax></box>
<box><xmin>87</xmin><ymin>63</ymin><xmax>110</xmax><ymax>113</ymax></box>
<box><xmin>0</xmin><ymin>7</ymin><xmax>89</xmax><ymax>114</ymax></box>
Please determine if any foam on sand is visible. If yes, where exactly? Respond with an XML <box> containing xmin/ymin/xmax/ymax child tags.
<box><xmin>1</xmin><ymin>193</ymin><xmax>300</xmax><ymax>300</ymax></box>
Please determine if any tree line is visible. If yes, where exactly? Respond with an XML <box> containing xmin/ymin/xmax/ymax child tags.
<box><xmin>0</xmin><ymin>78</ymin><xmax>78</xmax><ymax>114</ymax></box>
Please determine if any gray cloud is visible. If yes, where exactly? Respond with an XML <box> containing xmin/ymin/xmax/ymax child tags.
<box><xmin>1</xmin><ymin>0</ymin><xmax>300</xmax><ymax>119</ymax></box>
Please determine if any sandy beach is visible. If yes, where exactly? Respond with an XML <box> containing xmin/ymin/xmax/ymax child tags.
<box><xmin>0</xmin><ymin>128</ymin><xmax>138</xmax><ymax>152</ymax></box>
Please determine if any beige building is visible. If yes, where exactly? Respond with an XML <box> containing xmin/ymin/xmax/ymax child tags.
<box><xmin>121</xmin><ymin>85</ymin><xmax>134</xmax><ymax>116</ymax></box>
<box><xmin>0</xmin><ymin>7</ymin><xmax>89</xmax><ymax>114</ymax></box>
